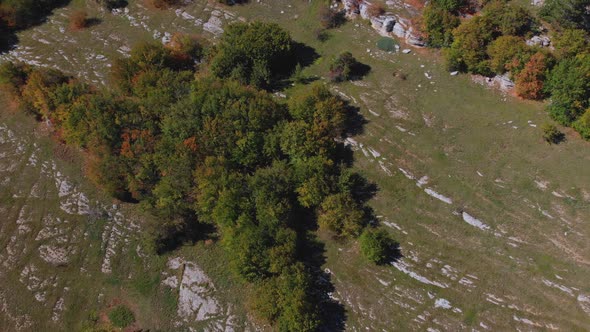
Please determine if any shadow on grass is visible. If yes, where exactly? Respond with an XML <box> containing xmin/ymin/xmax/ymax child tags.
<box><xmin>85</xmin><ymin>18</ymin><xmax>103</xmax><ymax>29</ymax></box>
<box><xmin>0</xmin><ymin>0</ymin><xmax>71</xmax><ymax>53</ymax></box>
<box><xmin>302</xmin><ymin>234</ymin><xmax>347</xmax><ymax>331</ymax></box>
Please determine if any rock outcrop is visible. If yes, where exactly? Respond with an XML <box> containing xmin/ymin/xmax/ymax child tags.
<box><xmin>342</xmin><ymin>0</ymin><xmax>425</xmax><ymax>47</ymax></box>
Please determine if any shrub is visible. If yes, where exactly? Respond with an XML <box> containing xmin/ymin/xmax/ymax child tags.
<box><xmin>319</xmin><ymin>6</ymin><xmax>345</xmax><ymax>29</ymax></box>
<box><xmin>359</xmin><ymin>228</ymin><xmax>397</xmax><ymax>265</ymax></box>
<box><xmin>367</xmin><ymin>2</ymin><xmax>386</xmax><ymax>17</ymax></box>
<box><xmin>329</xmin><ymin>51</ymin><xmax>359</xmax><ymax>82</ymax></box>
<box><xmin>108</xmin><ymin>305</ymin><xmax>135</xmax><ymax>328</ymax></box>
<box><xmin>376</xmin><ymin>37</ymin><xmax>397</xmax><ymax>52</ymax></box>
<box><xmin>69</xmin><ymin>10</ymin><xmax>88</xmax><ymax>30</ymax></box>
<box><xmin>541</xmin><ymin>123</ymin><xmax>564</xmax><ymax>144</ymax></box>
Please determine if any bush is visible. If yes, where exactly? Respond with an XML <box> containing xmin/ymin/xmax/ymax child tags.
<box><xmin>69</xmin><ymin>10</ymin><xmax>88</xmax><ymax>30</ymax></box>
<box><xmin>376</xmin><ymin>37</ymin><xmax>397</xmax><ymax>52</ymax></box>
<box><xmin>367</xmin><ymin>2</ymin><xmax>386</xmax><ymax>17</ymax></box>
<box><xmin>541</xmin><ymin>123</ymin><xmax>564</xmax><ymax>144</ymax></box>
<box><xmin>359</xmin><ymin>228</ymin><xmax>397</xmax><ymax>265</ymax></box>
<box><xmin>108</xmin><ymin>305</ymin><xmax>135</xmax><ymax>328</ymax></box>
<box><xmin>319</xmin><ymin>6</ymin><xmax>345</xmax><ymax>29</ymax></box>
<box><xmin>329</xmin><ymin>52</ymin><xmax>359</xmax><ymax>82</ymax></box>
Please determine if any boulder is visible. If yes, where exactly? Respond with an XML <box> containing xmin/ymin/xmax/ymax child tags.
<box><xmin>526</xmin><ymin>35</ymin><xmax>551</xmax><ymax>47</ymax></box>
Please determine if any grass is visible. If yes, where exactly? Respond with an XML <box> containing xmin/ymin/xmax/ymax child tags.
<box><xmin>0</xmin><ymin>0</ymin><xmax>589</xmax><ymax>331</ymax></box>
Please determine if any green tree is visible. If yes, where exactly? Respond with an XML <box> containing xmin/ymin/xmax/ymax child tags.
<box><xmin>573</xmin><ymin>109</ymin><xmax>590</xmax><ymax>140</ymax></box>
<box><xmin>317</xmin><ymin>193</ymin><xmax>366</xmax><ymax>237</ymax></box>
<box><xmin>447</xmin><ymin>16</ymin><xmax>495</xmax><ymax>74</ymax></box>
<box><xmin>423</xmin><ymin>5</ymin><xmax>460</xmax><ymax>48</ymax></box>
<box><xmin>553</xmin><ymin>29</ymin><xmax>590</xmax><ymax>59</ymax></box>
<box><xmin>546</xmin><ymin>55</ymin><xmax>590</xmax><ymax>124</ymax></box>
<box><xmin>482</xmin><ymin>1</ymin><xmax>534</xmax><ymax>36</ymax></box>
<box><xmin>486</xmin><ymin>35</ymin><xmax>532</xmax><ymax>74</ymax></box>
<box><xmin>359</xmin><ymin>228</ymin><xmax>397</xmax><ymax>265</ymax></box>
<box><xmin>540</xmin><ymin>0</ymin><xmax>590</xmax><ymax>30</ymax></box>
<box><xmin>210</xmin><ymin>22</ymin><xmax>294</xmax><ymax>88</ymax></box>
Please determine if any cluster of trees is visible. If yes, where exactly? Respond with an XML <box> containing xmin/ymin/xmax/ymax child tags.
<box><xmin>0</xmin><ymin>21</ymin><xmax>396</xmax><ymax>330</ymax></box>
<box><xmin>422</xmin><ymin>0</ymin><xmax>590</xmax><ymax>140</ymax></box>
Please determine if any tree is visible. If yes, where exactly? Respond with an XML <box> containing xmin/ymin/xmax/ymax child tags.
<box><xmin>482</xmin><ymin>1</ymin><xmax>534</xmax><ymax>36</ymax></box>
<box><xmin>540</xmin><ymin>0</ymin><xmax>590</xmax><ymax>30</ymax></box>
<box><xmin>515</xmin><ymin>52</ymin><xmax>552</xmax><ymax>100</ymax></box>
<box><xmin>210</xmin><ymin>22</ymin><xmax>295</xmax><ymax>89</ymax></box>
<box><xmin>553</xmin><ymin>29</ymin><xmax>590</xmax><ymax>59</ymax></box>
<box><xmin>423</xmin><ymin>5</ymin><xmax>460</xmax><ymax>48</ymax></box>
<box><xmin>317</xmin><ymin>193</ymin><xmax>366</xmax><ymax>237</ymax></box>
<box><xmin>486</xmin><ymin>36</ymin><xmax>531</xmax><ymax>74</ymax></box>
<box><xmin>359</xmin><ymin>228</ymin><xmax>397</xmax><ymax>265</ymax></box>
<box><xmin>447</xmin><ymin>16</ymin><xmax>495</xmax><ymax>74</ymax></box>
<box><xmin>573</xmin><ymin>109</ymin><xmax>590</xmax><ymax>140</ymax></box>
<box><xmin>546</xmin><ymin>55</ymin><xmax>590</xmax><ymax>124</ymax></box>
<box><xmin>431</xmin><ymin>0</ymin><xmax>467</xmax><ymax>11</ymax></box>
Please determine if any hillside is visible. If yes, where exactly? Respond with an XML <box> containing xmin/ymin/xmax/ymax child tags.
<box><xmin>1</xmin><ymin>0</ymin><xmax>589</xmax><ymax>331</ymax></box>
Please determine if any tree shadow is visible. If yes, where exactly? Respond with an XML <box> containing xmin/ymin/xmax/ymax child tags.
<box><xmin>292</xmin><ymin>41</ymin><xmax>320</xmax><ymax>68</ymax></box>
<box><xmin>0</xmin><ymin>0</ymin><xmax>71</xmax><ymax>53</ymax></box>
<box><xmin>300</xmin><ymin>234</ymin><xmax>347</xmax><ymax>332</ymax></box>
<box><xmin>85</xmin><ymin>17</ymin><xmax>103</xmax><ymax>28</ymax></box>
<box><xmin>388</xmin><ymin>241</ymin><xmax>403</xmax><ymax>263</ymax></box>
<box><xmin>343</xmin><ymin>103</ymin><xmax>368</xmax><ymax>137</ymax></box>
<box><xmin>350</xmin><ymin>62</ymin><xmax>371</xmax><ymax>81</ymax></box>
<box><xmin>149</xmin><ymin>213</ymin><xmax>217</xmax><ymax>255</ymax></box>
